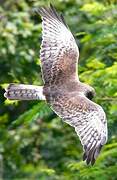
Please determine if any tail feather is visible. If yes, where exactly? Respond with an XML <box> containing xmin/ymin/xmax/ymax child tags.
<box><xmin>4</xmin><ymin>84</ymin><xmax>46</xmax><ymax>100</ymax></box>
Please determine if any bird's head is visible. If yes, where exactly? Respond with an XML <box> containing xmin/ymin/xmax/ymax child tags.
<box><xmin>79</xmin><ymin>82</ymin><xmax>96</xmax><ymax>100</ymax></box>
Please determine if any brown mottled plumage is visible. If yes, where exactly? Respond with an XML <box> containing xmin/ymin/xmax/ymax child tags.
<box><xmin>4</xmin><ymin>4</ymin><xmax>108</xmax><ymax>165</ymax></box>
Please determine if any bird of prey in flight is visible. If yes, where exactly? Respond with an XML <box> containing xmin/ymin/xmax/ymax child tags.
<box><xmin>4</xmin><ymin>4</ymin><xmax>108</xmax><ymax>165</ymax></box>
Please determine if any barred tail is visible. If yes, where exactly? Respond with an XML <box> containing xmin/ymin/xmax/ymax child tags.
<box><xmin>4</xmin><ymin>84</ymin><xmax>46</xmax><ymax>100</ymax></box>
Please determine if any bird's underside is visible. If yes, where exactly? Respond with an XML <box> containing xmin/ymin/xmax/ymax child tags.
<box><xmin>4</xmin><ymin>4</ymin><xmax>108</xmax><ymax>165</ymax></box>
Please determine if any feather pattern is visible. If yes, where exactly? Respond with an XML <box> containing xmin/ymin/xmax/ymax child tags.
<box><xmin>4</xmin><ymin>84</ymin><xmax>45</xmax><ymax>100</ymax></box>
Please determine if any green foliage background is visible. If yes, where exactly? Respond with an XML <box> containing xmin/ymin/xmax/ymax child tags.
<box><xmin>0</xmin><ymin>0</ymin><xmax>117</xmax><ymax>179</ymax></box>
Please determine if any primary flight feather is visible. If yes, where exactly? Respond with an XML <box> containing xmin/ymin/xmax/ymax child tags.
<box><xmin>4</xmin><ymin>4</ymin><xmax>108</xmax><ymax>165</ymax></box>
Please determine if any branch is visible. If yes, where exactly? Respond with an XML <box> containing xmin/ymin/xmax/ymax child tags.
<box><xmin>96</xmin><ymin>97</ymin><xmax>117</xmax><ymax>101</ymax></box>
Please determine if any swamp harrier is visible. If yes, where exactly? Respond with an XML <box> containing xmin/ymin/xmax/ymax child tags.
<box><xmin>4</xmin><ymin>4</ymin><xmax>108</xmax><ymax>165</ymax></box>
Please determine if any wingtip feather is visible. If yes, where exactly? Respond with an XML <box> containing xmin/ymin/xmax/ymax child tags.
<box><xmin>82</xmin><ymin>143</ymin><xmax>103</xmax><ymax>165</ymax></box>
<box><xmin>34</xmin><ymin>4</ymin><xmax>68</xmax><ymax>28</ymax></box>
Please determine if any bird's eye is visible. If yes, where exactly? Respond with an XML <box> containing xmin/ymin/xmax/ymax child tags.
<box><xmin>86</xmin><ymin>91</ymin><xmax>94</xmax><ymax>100</ymax></box>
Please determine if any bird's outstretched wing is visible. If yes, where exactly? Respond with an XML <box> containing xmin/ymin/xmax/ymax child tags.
<box><xmin>36</xmin><ymin>4</ymin><xmax>79</xmax><ymax>85</ymax></box>
<box><xmin>51</xmin><ymin>94</ymin><xmax>108</xmax><ymax>165</ymax></box>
